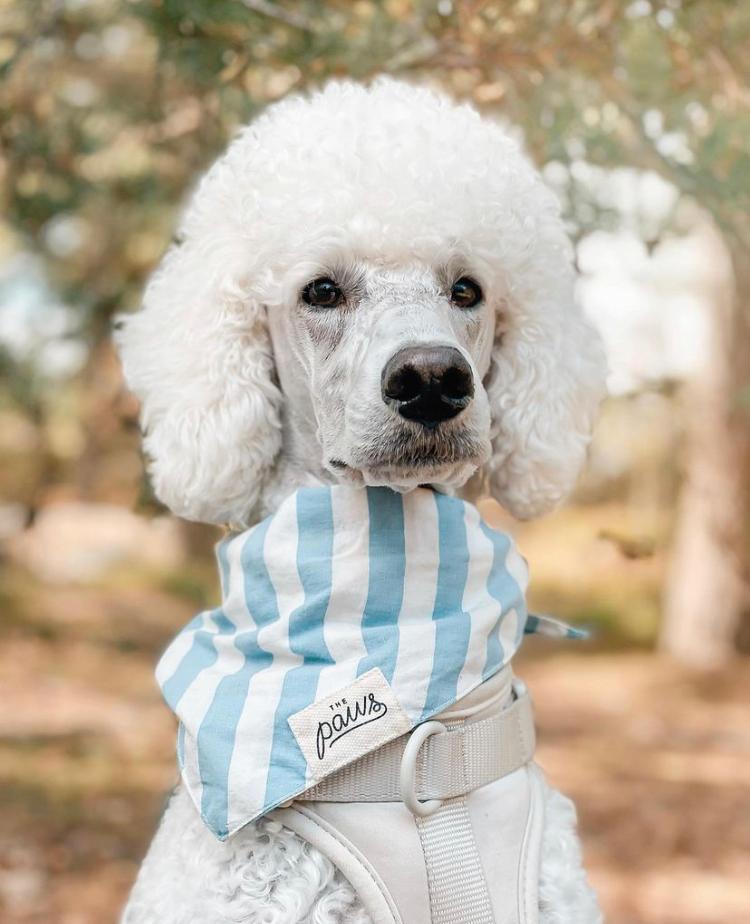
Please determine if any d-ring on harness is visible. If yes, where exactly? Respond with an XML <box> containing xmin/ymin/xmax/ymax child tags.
<box><xmin>272</xmin><ymin>671</ymin><xmax>544</xmax><ymax>924</ymax></box>
<box><xmin>400</xmin><ymin>720</ymin><xmax>446</xmax><ymax>817</ymax></box>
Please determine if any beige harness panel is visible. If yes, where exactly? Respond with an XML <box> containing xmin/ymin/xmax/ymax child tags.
<box><xmin>272</xmin><ymin>671</ymin><xmax>544</xmax><ymax>924</ymax></box>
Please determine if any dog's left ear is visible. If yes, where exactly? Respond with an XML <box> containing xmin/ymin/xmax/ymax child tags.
<box><xmin>116</xmin><ymin>224</ymin><xmax>283</xmax><ymax>527</ymax></box>
<box><xmin>481</xmin><ymin>263</ymin><xmax>607</xmax><ymax>520</ymax></box>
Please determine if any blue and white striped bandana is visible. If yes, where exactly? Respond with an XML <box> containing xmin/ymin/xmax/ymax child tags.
<box><xmin>157</xmin><ymin>486</ymin><xmax>563</xmax><ymax>840</ymax></box>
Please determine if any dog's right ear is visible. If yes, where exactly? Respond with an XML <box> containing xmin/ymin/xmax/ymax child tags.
<box><xmin>116</xmin><ymin>229</ymin><xmax>282</xmax><ymax>527</ymax></box>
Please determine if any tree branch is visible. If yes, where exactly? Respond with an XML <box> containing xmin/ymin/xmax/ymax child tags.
<box><xmin>238</xmin><ymin>0</ymin><xmax>319</xmax><ymax>34</ymax></box>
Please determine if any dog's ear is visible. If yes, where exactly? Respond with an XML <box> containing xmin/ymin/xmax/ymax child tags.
<box><xmin>116</xmin><ymin>224</ymin><xmax>282</xmax><ymax>527</ymax></box>
<box><xmin>481</xmin><ymin>268</ymin><xmax>606</xmax><ymax>520</ymax></box>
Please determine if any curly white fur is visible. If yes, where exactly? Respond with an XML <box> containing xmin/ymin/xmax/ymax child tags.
<box><xmin>123</xmin><ymin>787</ymin><xmax>370</xmax><ymax>924</ymax></box>
<box><xmin>123</xmin><ymin>782</ymin><xmax>600</xmax><ymax>924</ymax></box>
<box><xmin>117</xmin><ymin>77</ymin><xmax>605</xmax><ymax>923</ymax></box>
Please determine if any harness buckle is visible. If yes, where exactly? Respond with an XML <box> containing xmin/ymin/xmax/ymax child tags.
<box><xmin>399</xmin><ymin>720</ymin><xmax>446</xmax><ymax>817</ymax></box>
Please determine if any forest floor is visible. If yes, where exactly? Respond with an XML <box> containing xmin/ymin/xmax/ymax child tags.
<box><xmin>1</xmin><ymin>503</ymin><xmax>749</xmax><ymax>924</ymax></box>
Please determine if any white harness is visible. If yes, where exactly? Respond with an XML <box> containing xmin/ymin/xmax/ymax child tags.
<box><xmin>275</xmin><ymin>668</ymin><xmax>544</xmax><ymax>924</ymax></box>
<box><xmin>157</xmin><ymin>486</ymin><xmax>577</xmax><ymax>922</ymax></box>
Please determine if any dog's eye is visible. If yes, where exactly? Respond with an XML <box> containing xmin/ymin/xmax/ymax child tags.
<box><xmin>451</xmin><ymin>277</ymin><xmax>483</xmax><ymax>309</ymax></box>
<box><xmin>302</xmin><ymin>277</ymin><xmax>344</xmax><ymax>308</ymax></box>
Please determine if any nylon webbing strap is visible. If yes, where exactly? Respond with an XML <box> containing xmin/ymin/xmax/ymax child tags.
<box><xmin>417</xmin><ymin>797</ymin><xmax>495</xmax><ymax>924</ymax></box>
<box><xmin>301</xmin><ymin>687</ymin><xmax>535</xmax><ymax>804</ymax></box>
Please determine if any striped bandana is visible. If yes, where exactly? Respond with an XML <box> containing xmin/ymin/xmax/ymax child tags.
<box><xmin>157</xmin><ymin>486</ymin><xmax>567</xmax><ymax>840</ymax></box>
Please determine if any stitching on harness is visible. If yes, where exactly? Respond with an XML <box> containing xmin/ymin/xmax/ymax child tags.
<box><xmin>290</xmin><ymin>806</ymin><xmax>404</xmax><ymax>924</ymax></box>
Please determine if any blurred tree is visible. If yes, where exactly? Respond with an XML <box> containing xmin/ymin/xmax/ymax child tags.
<box><xmin>1</xmin><ymin>0</ymin><xmax>747</xmax><ymax>661</ymax></box>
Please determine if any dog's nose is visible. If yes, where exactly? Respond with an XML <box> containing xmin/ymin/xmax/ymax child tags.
<box><xmin>381</xmin><ymin>346</ymin><xmax>474</xmax><ymax>429</ymax></box>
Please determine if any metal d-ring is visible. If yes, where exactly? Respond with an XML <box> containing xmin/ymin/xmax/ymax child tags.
<box><xmin>399</xmin><ymin>720</ymin><xmax>446</xmax><ymax>818</ymax></box>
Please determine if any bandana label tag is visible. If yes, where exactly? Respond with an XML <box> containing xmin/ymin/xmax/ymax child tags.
<box><xmin>288</xmin><ymin>667</ymin><xmax>411</xmax><ymax>784</ymax></box>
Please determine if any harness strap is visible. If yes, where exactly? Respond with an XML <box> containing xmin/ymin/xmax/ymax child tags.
<box><xmin>300</xmin><ymin>683</ymin><xmax>535</xmax><ymax>804</ymax></box>
<box><xmin>417</xmin><ymin>797</ymin><xmax>496</xmax><ymax>924</ymax></box>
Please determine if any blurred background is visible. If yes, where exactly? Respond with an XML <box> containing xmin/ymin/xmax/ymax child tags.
<box><xmin>0</xmin><ymin>1</ymin><xmax>748</xmax><ymax>922</ymax></box>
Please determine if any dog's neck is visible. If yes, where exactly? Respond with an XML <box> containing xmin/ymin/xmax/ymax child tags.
<box><xmin>259</xmin><ymin>395</ymin><xmax>336</xmax><ymax>518</ymax></box>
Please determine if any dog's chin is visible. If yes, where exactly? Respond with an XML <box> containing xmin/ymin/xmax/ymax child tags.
<box><xmin>359</xmin><ymin>459</ymin><xmax>481</xmax><ymax>493</ymax></box>
<box><xmin>326</xmin><ymin>429</ymin><xmax>490</xmax><ymax>493</ymax></box>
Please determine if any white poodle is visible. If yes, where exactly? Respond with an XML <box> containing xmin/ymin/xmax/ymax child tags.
<box><xmin>117</xmin><ymin>77</ymin><xmax>606</xmax><ymax>923</ymax></box>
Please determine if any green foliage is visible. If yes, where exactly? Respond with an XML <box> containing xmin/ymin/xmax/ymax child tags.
<box><xmin>0</xmin><ymin>0</ymin><xmax>747</xmax><ymax>337</ymax></box>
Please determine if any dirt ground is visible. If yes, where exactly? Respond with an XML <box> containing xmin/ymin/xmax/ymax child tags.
<box><xmin>1</xmin><ymin>562</ymin><xmax>748</xmax><ymax>924</ymax></box>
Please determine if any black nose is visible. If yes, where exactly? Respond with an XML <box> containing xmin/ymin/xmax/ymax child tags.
<box><xmin>381</xmin><ymin>346</ymin><xmax>474</xmax><ymax>429</ymax></box>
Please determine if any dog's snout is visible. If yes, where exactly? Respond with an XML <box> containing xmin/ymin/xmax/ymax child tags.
<box><xmin>381</xmin><ymin>346</ymin><xmax>474</xmax><ymax>429</ymax></box>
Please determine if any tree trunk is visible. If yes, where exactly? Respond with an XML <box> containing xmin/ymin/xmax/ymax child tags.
<box><xmin>660</xmin><ymin>222</ymin><xmax>750</xmax><ymax>667</ymax></box>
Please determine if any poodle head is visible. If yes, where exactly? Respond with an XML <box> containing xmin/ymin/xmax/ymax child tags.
<box><xmin>118</xmin><ymin>78</ymin><xmax>606</xmax><ymax>527</ymax></box>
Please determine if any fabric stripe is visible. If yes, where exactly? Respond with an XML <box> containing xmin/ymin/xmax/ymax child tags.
<box><xmin>421</xmin><ymin>492</ymin><xmax>472</xmax><ymax>719</ymax></box>
<box><xmin>311</xmin><ymin>488</ymin><xmax>370</xmax><ymax>705</ymax></box>
<box><xmin>525</xmin><ymin>613</ymin><xmax>588</xmax><ymax>639</ymax></box>
<box><xmin>173</xmin><ymin>536</ymin><xmax>242</xmax><ymax>814</ymax></box>
<box><xmin>155</xmin><ymin>610</ymin><xmax>208</xmax><ymax>690</ymax></box>
<box><xmin>195</xmin><ymin>519</ymin><xmax>276</xmax><ymax>836</ymax></box>
<box><xmin>455</xmin><ymin>504</ymin><xmax>501</xmax><ymax>700</ymax></box>
<box><xmin>158</xmin><ymin>540</ymin><xmax>234</xmax><ymax>707</ymax></box>
<box><xmin>479</xmin><ymin>522</ymin><xmax>527</xmax><ymax>680</ymax></box>
<box><xmin>389</xmin><ymin>489</ymin><xmax>440</xmax><ymax>721</ymax></box>
<box><xmin>357</xmin><ymin>488</ymin><xmax>406</xmax><ymax>683</ymax></box>
<box><xmin>224</xmin><ymin>499</ymin><xmax>305</xmax><ymax>832</ymax></box>
<box><xmin>264</xmin><ymin>488</ymin><xmax>335</xmax><ymax>808</ymax></box>
<box><xmin>160</xmin><ymin>609</ymin><xmax>234</xmax><ymax>709</ymax></box>
<box><xmin>505</xmin><ymin>543</ymin><xmax>530</xmax><ymax>650</ymax></box>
